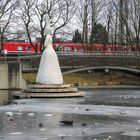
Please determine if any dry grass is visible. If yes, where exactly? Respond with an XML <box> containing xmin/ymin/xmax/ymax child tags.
<box><xmin>22</xmin><ymin>72</ymin><xmax>140</xmax><ymax>85</ymax></box>
<box><xmin>23</xmin><ymin>73</ymin><xmax>37</xmax><ymax>83</ymax></box>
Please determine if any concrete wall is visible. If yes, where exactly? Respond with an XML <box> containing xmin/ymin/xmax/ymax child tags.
<box><xmin>0</xmin><ymin>62</ymin><xmax>27</xmax><ymax>89</ymax></box>
<box><xmin>0</xmin><ymin>63</ymin><xmax>8</xmax><ymax>89</ymax></box>
<box><xmin>0</xmin><ymin>90</ymin><xmax>9</xmax><ymax>105</ymax></box>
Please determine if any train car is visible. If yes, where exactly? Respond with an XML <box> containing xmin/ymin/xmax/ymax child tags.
<box><xmin>53</xmin><ymin>43</ymin><xmax>107</xmax><ymax>53</ymax></box>
<box><xmin>2</xmin><ymin>42</ymin><xmax>84</xmax><ymax>55</ymax></box>
<box><xmin>1</xmin><ymin>41</ymin><xmax>135</xmax><ymax>55</ymax></box>
<box><xmin>2</xmin><ymin>41</ymin><xmax>40</xmax><ymax>55</ymax></box>
<box><xmin>53</xmin><ymin>43</ymin><xmax>84</xmax><ymax>54</ymax></box>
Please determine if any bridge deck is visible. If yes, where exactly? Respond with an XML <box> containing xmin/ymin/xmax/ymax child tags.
<box><xmin>0</xmin><ymin>53</ymin><xmax>140</xmax><ymax>75</ymax></box>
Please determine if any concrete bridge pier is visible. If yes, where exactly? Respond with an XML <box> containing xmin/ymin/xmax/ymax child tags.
<box><xmin>0</xmin><ymin>62</ymin><xmax>27</xmax><ymax>89</ymax></box>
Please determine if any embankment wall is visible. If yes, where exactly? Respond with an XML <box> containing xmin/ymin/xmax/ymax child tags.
<box><xmin>0</xmin><ymin>62</ymin><xmax>27</xmax><ymax>89</ymax></box>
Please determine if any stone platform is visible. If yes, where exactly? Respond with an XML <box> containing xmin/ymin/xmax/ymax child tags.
<box><xmin>25</xmin><ymin>84</ymin><xmax>84</xmax><ymax>98</ymax></box>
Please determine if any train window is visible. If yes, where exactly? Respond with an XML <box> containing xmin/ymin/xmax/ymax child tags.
<box><xmin>108</xmin><ymin>48</ymin><xmax>111</xmax><ymax>52</ymax></box>
<box><xmin>25</xmin><ymin>46</ymin><xmax>32</xmax><ymax>50</ymax></box>
<box><xmin>74</xmin><ymin>48</ymin><xmax>78</xmax><ymax>53</ymax></box>
<box><xmin>67</xmin><ymin>47</ymin><xmax>71</xmax><ymax>52</ymax></box>
<box><xmin>64</xmin><ymin>47</ymin><xmax>67</xmax><ymax>52</ymax></box>
<box><xmin>64</xmin><ymin>47</ymin><xmax>70</xmax><ymax>52</ymax></box>
<box><xmin>79</xmin><ymin>48</ymin><xmax>84</xmax><ymax>53</ymax></box>
<box><xmin>17</xmin><ymin>46</ymin><xmax>23</xmax><ymax>51</ymax></box>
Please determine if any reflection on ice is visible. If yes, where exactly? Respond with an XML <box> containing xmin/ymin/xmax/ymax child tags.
<box><xmin>28</xmin><ymin>113</ymin><xmax>35</xmax><ymax>116</ymax></box>
<box><xmin>5</xmin><ymin>112</ymin><xmax>13</xmax><ymax>116</ymax></box>
<box><xmin>45</xmin><ymin>113</ymin><xmax>53</xmax><ymax>117</ymax></box>
<box><xmin>40</xmin><ymin>128</ymin><xmax>46</xmax><ymax>131</ymax></box>
<box><xmin>10</xmin><ymin>132</ymin><xmax>23</xmax><ymax>135</ymax></box>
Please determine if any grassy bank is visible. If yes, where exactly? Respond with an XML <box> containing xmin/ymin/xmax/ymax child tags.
<box><xmin>22</xmin><ymin>72</ymin><xmax>140</xmax><ymax>86</ymax></box>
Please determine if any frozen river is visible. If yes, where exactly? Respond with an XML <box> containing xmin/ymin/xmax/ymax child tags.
<box><xmin>0</xmin><ymin>88</ymin><xmax>140</xmax><ymax>140</ymax></box>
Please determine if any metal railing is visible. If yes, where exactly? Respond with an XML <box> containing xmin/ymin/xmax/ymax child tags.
<box><xmin>0</xmin><ymin>52</ymin><xmax>140</xmax><ymax>72</ymax></box>
<box><xmin>0</xmin><ymin>51</ymin><xmax>140</xmax><ymax>60</ymax></box>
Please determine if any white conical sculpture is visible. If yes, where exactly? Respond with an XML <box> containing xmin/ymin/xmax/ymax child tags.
<box><xmin>36</xmin><ymin>16</ymin><xmax>63</xmax><ymax>84</ymax></box>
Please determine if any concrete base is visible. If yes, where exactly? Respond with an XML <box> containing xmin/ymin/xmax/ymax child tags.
<box><xmin>25</xmin><ymin>84</ymin><xmax>84</xmax><ymax>98</ymax></box>
<box><xmin>28</xmin><ymin>84</ymin><xmax>71</xmax><ymax>89</ymax></box>
<box><xmin>0</xmin><ymin>62</ymin><xmax>27</xmax><ymax>89</ymax></box>
<box><xmin>27</xmin><ymin>91</ymin><xmax>84</xmax><ymax>98</ymax></box>
<box><xmin>27</xmin><ymin>87</ymin><xmax>78</xmax><ymax>93</ymax></box>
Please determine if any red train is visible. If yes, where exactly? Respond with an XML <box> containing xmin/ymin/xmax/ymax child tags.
<box><xmin>1</xmin><ymin>41</ymin><xmax>135</xmax><ymax>55</ymax></box>
<box><xmin>2</xmin><ymin>41</ymin><xmax>39</xmax><ymax>54</ymax></box>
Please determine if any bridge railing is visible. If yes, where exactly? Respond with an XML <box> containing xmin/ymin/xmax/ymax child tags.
<box><xmin>57</xmin><ymin>51</ymin><xmax>140</xmax><ymax>57</ymax></box>
<box><xmin>0</xmin><ymin>52</ymin><xmax>140</xmax><ymax>72</ymax></box>
<box><xmin>0</xmin><ymin>51</ymin><xmax>139</xmax><ymax>59</ymax></box>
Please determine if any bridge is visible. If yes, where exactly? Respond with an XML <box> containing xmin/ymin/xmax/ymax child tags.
<box><xmin>0</xmin><ymin>52</ymin><xmax>140</xmax><ymax>75</ymax></box>
<box><xmin>63</xmin><ymin>66</ymin><xmax>140</xmax><ymax>75</ymax></box>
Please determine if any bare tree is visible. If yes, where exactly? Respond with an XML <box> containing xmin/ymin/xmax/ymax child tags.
<box><xmin>75</xmin><ymin>0</ymin><xmax>90</xmax><ymax>52</ymax></box>
<box><xmin>52</xmin><ymin>0</ymin><xmax>76</xmax><ymax>36</ymax></box>
<box><xmin>111</xmin><ymin>0</ymin><xmax>140</xmax><ymax>51</ymax></box>
<box><xmin>129</xmin><ymin>0</ymin><xmax>140</xmax><ymax>51</ymax></box>
<box><xmin>109</xmin><ymin>0</ymin><xmax>127</xmax><ymax>47</ymax></box>
<box><xmin>0</xmin><ymin>0</ymin><xmax>17</xmax><ymax>52</ymax></box>
<box><xmin>82</xmin><ymin>0</ymin><xmax>89</xmax><ymax>46</ymax></box>
<box><xmin>33</xmin><ymin>0</ymin><xmax>76</xmax><ymax>52</ymax></box>
<box><xmin>103</xmin><ymin>0</ymin><xmax>118</xmax><ymax>49</ymax></box>
<box><xmin>17</xmin><ymin>0</ymin><xmax>37</xmax><ymax>52</ymax></box>
<box><xmin>75</xmin><ymin>0</ymin><xmax>105</xmax><ymax>52</ymax></box>
<box><xmin>90</xmin><ymin>0</ymin><xmax>103</xmax><ymax>50</ymax></box>
<box><xmin>33</xmin><ymin>0</ymin><xmax>51</xmax><ymax>52</ymax></box>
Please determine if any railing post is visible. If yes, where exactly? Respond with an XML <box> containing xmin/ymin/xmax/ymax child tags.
<box><xmin>88</xmin><ymin>53</ymin><xmax>90</xmax><ymax>67</ymax></box>
<box><xmin>138</xmin><ymin>53</ymin><xmax>140</xmax><ymax>69</ymax></box>
<box><xmin>4</xmin><ymin>54</ymin><xmax>6</xmax><ymax>62</ymax></box>
<box><xmin>18</xmin><ymin>54</ymin><xmax>20</xmax><ymax>62</ymax></box>
<box><xmin>72</xmin><ymin>53</ymin><xmax>74</xmax><ymax>69</ymax></box>
<box><xmin>30</xmin><ymin>59</ymin><xmax>32</xmax><ymax>70</ymax></box>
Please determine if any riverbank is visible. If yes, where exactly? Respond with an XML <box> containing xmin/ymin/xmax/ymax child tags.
<box><xmin>78</xmin><ymin>85</ymin><xmax>140</xmax><ymax>90</ymax></box>
<box><xmin>22</xmin><ymin>72</ymin><xmax>140</xmax><ymax>86</ymax></box>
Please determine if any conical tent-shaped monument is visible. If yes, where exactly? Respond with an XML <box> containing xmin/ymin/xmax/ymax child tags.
<box><xmin>24</xmin><ymin>15</ymin><xmax>84</xmax><ymax>98</ymax></box>
<box><xmin>36</xmin><ymin>16</ymin><xmax>63</xmax><ymax>84</ymax></box>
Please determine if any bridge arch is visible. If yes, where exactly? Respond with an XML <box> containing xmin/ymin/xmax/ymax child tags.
<box><xmin>63</xmin><ymin>66</ymin><xmax>140</xmax><ymax>76</ymax></box>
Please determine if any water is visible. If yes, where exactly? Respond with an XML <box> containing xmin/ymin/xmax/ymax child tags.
<box><xmin>0</xmin><ymin>89</ymin><xmax>140</xmax><ymax>140</ymax></box>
